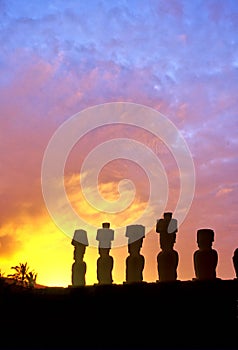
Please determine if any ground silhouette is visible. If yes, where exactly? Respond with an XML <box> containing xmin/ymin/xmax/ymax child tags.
<box><xmin>0</xmin><ymin>278</ymin><xmax>237</xmax><ymax>350</ymax></box>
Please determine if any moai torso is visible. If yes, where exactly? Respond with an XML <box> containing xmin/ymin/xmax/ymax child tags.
<box><xmin>97</xmin><ymin>249</ymin><xmax>114</xmax><ymax>284</ymax></box>
<box><xmin>157</xmin><ymin>248</ymin><xmax>178</xmax><ymax>282</ymax></box>
<box><xmin>126</xmin><ymin>245</ymin><xmax>145</xmax><ymax>283</ymax></box>
<box><xmin>72</xmin><ymin>258</ymin><xmax>86</xmax><ymax>286</ymax></box>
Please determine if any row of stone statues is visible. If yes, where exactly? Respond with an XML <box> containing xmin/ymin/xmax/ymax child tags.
<box><xmin>71</xmin><ymin>212</ymin><xmax>238</xmax><ymax>286</ymax></box>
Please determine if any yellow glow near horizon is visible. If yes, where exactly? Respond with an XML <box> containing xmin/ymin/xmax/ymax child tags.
<box><xmin>0</xmin><ymin>214</ymin><xmax>132</xmax><ymax>287</ymax></box>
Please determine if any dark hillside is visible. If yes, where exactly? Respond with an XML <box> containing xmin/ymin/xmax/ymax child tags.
<box><xmin>0</xmin><ymin>279</ymin><xmax>237</xmax><ymax>350</ymax></box>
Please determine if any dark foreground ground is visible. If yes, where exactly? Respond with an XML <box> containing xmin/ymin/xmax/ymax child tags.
<box><xmin>0</xmin><ymin>279</ymin><xmax>237</xmax><ymax>350</ymax></box>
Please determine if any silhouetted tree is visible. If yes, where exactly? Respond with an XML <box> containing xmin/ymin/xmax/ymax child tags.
<box><xmin>26</xmin><ymin>271</ymin><xmax>38</xmax><ymax>288</ymax></box>
<box><xmin>8</xmin><ymin>262</ymin><xmax>37</xmax><ymax>287</ymax></box>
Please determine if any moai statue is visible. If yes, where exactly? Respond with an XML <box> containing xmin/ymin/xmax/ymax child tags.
<box><xmin>232</xmin><ymin>248</ymin><xmax>238</xmax><ymax>278</ymax></box>
<box><xmin>96</xmin><ymin>222</ymin><xmax>114</xmax><ymax>285</ymax></box>
<box><xmin>125</xmin><ymin>224</ymin><xmax>145</xmax><ymax>283</ymax></box>
<box><xmin>193</xmin><ymin>228</ymin><xmax>218</xmax><ymax>280</ymax></box>
<box><xmin>156</xmin><ymin>212</ymin><xmax>179</xmax><ymax>282</ymax></box>
<box><xmin>71</xmin><ymin>229</ymin><xmax>89</xmax><ymax>286</ymax></box>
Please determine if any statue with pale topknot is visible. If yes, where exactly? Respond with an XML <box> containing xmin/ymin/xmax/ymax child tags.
<box><xmin>71</xmin><ymin>229</ymin><xmax>88</xmax><ymax>286</ymax></box>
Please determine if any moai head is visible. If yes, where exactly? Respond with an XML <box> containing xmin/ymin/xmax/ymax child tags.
<box><xmin>72</xmin><ymin>229</ymin><xmax>88</xmax><ymax>261</ymax></box>
<box><xmin>126</xmin><ymin>224</ymin><xmax>145</xmax><ymax>255</ymax></box>
<box><xmin>99</xmin><ymin>247</ymin><xmax>111</xmax><ymax>257</ymax></box>
<box><xmin>102</xmin><ymin>222</ymin><xmax>110</xmax><ymax>228</ymax></box>
<box><xmin>197</xmin><ymin>229</ymin><xmax>214</xmax><ymax>250</ymax></box>
<box><xmin>96</xmin><ymin>222</ymin><xmax>114</xmax><ymax>249</ymax></box>
<box><xmin>156</xmin><ymin>212</ymin><xmax>178</xmax><ymax>234</ymax></box>
<box><xmin>160</xmin><ymin>233</ymin><xmax>176</xmax><ymax>251</ymax></box>
<box><xmin>156</xmin><ymin>212</ymin><xmax>178</xmax><ymax>251</ymax></box>
<box><xmin>72</xmin><ymin>229</ymin><xmax>89</xmax><ymax>247</ymax></box>
<box><xmin>128</xmin><ymin>238</ymin><xmax>144</xmax><ymax>256</ymax></box>
<box><xmin>164</xmin><ymin>212</ymin><xmax>172</xmax><ymax>221</ymax></box>
<box><xmin>73</xmin><ymin>244</ymin><xmax>86</xmax><ymax>261</ymax></box>
<box><xmin>126</xmin><ymin>225</ymin><xmax>145</xmax><ymax>244</ymax></box>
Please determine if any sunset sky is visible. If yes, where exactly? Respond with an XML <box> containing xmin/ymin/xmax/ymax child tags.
<box><xmin>0</xmin><ymin>0</ymin><xmax>238</xmax><ymax>287</ymax></box>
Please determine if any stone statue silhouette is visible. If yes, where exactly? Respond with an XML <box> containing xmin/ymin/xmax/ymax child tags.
<box><xmin>232</xmin><ymin>248</ymin><xmax>238</xmax><ymax>278</ymax></box>
<box><xmin>193</xmin><ymin>228</ymin><xmax>218</xmax><ymax>280</ymax></box>
<box><xmin>96</xmin><ymin>222</ymin><xmax>114</xmax><ymax>284</ymax></box>
<box><xmin>71</xmin><ymin>229</ymin><xmax>89</xmax><ymax>286</ymax></box>
<box><xmin>156</xmin><ymin>212</ymin><xmax>179</xmax><ymax>282</ymax></box>
<box><xmin>125</xmin><ymin>224</ymin><xmax>145</xmax><ymax>283</ymax></box>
